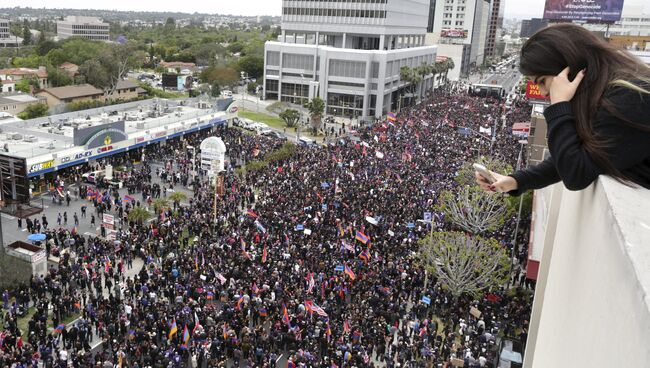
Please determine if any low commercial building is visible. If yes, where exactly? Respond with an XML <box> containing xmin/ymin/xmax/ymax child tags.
<box><xmin>0</xmin><ymin>98</ymin><xmax>235</xmax><ymax>213</ymax></box>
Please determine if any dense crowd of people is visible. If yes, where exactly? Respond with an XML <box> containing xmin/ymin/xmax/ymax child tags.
<box><xmin>1</xmin><ymin>87</ymin><xmax>534</xmax><ymax>367</ymax></box>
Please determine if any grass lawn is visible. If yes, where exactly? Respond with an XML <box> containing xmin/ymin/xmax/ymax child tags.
<box><xmin>239</xmin><ymin>110</ymin><xmax>289</xmax><ymax>131</ymax></box>
<box><xmin>17</xmin><ymin>307</ymin><xmax>36</xmax><ymax>335</ymax></box>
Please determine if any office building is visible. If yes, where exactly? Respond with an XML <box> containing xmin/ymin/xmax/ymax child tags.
<box><xmin>484</xmin><ymin>0</ymin><xmax>505</xmax><ymax>59</ymax></box>
<box><xmin>0</xmin><ymin>19</ymin><xmax>22</xmax><ymax>47</ymax></box>
<box><xmin>520</xmin><ymin>18</ymin><xmax>548</xmax><ymax>38</ymax></box>
<box><xmin>263</xmin><ymin>0</ymin><xmax>438</xmax><ymax>120</ymax></box>
<box><xmin>427</xmin><ymin>0</ymin><xmax>490</xmax><ymax>76</ymax></box>
<box><xmin>57</xmin><ymin>16</ymin><xmax>110</xmax><ymax>41</ymax></box>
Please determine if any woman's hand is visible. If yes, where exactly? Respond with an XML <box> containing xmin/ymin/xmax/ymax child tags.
<box><xmin>475</xmin><ymin>171</ymin><xmax>519</xmax><ymax>193</ymax></box>
<box><xmin>549</xmin><ymin>67</ymin><xmax>586</xmax><ymax>104</ymax></box>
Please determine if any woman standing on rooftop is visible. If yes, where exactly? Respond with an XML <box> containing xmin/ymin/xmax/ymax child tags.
<box><xmin>476</xmin><ymin>23</ymin><xmax>650</xmax><ymax>194</ymax></box>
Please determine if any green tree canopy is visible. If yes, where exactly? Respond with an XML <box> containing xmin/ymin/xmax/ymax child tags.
<box><xmin>201</xmin><ymin>65</ymin><xmax>239</xmax><ymax>88</ymax></box>
<box><xmin>17</xmin><ymin>103</ymin><xmax>48</xmax><ymax>120</ymax></box>
<box><xmin>127</xmin><ymin>206</ymin><xmax>150</xmax><ymax>225</ymax></box>
<box><xmin>279</xmin><ymin>109</ymin><xmax>301</xmax><ymax>128</ymax></box>
<box><xmin>237</xmin><ymin>55</ymin><xmax>264</xmax><ymax>79</ymax></box>
<box><xmin>22</xmin><ymin>21</ymin><xmax>32</xmax><ymax>46</ymax></box>
<box><xmin>47</xmin><ymin>66</ymin><xmax>72</xmax><ymax>87</ymax></box>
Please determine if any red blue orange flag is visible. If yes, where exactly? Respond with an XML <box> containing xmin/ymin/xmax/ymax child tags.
<box><xmin>355</xmin><ymin>231</ymin><xmax>369</xmax><ymax>244</ymax></box>
<box><xmin>344</xmin><ymin>264</ymin><xmax>356</xmax><ymax>280</ymax></box>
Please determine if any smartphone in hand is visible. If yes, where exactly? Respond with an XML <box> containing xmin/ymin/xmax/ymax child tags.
<box><xmin>473</xmin><ymin>163</ymin><xmax>496</xmax><ymax>184</ymax></box>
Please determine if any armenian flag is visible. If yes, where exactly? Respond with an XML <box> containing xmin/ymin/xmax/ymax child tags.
<box><xmin>262</xmin><ymin>245</ymin><xmax>268</xmax><ymax>263</ymax></box>
<box><xmin>168</xmin><ymin>318</ymin><xmax>178</xmax><ymax>340</ymax></box>
<box><xmin>343</xmin><ymin>320</ymin><xmax>351</xmax><ymax>334</ymax></box>
<box><xmin>282</xmin><ymin>304</ymin><xmax>290</xmax><ymax>325</ymax></box>
<box><xmin>236</xmin><ymin>295</ymin><xmax>245</xmax><ymax>310</ymax></box>
<box><xmin>359</xmin><ymin>248</ymin><xmax>370</xmax><ymax>262</ymax></box>
<box><xmin>252</xmin><ymin>282</ymin><xmax>259</xmax><ymax>294</ymax></box>
<box><xmin>259</xmin><ymin>307</ymin><xmax>268</xmax><ymax>317</ymax></box>
<box><xmin>246</xmin><ymin>209</ymin><xmax>258</xmax><ymax>218</ymax></box>
<box><xmin>387</xmin><ymin>111</ymin><xmax>397</xmax><ymax>121</ymax></box>
<box><xmin>325</xmin><ymin>322</ymin><xmax>332</xmax><ymax>342</ymax></box>
<box><xmin>344</xmin><ymin>264</ymin><xmax>356</xmax><ymax>280</ymax></box>
<box><xmin>355</xmin><ymin>231</ymin><xmax>369</xmax><ymax>244</ymax></box>
<box><xmin>180</xmin><ymin>325</ymin><xmax>190</xmax><ymax>349</ymax></box>
<box><xmin>123</xmin><ymin>195</ymin><xmax>136</xmax><ymax>202</ymax></box>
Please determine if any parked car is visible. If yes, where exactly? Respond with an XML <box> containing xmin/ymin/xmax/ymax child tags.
<box><xmin>297</xmin><ymin>137</ymin><xmax>317</xmax><ymax>147</ymax></box>
<box><xmin>82</xmin><ymin>171</ymin><xmax>104</xmax><ymax>184</ymax></box>
<box><xmin>261</xmin><ymin>130</ymin><xmax>286</xmax><ymax>140</ymax></box>
<box><xmin>253</xmin><ymin>123</ymin><xmax>270</xmax><ymax>134</ymax></box>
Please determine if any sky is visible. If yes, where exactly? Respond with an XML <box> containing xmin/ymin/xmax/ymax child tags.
<box><xmin>1</xmin><ymin>0</ymin><xmax>648</xmax><ymax>20</ymax></box>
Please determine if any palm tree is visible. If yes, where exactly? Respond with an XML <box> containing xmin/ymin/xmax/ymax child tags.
<box><xmin>168</xmin><ymin>191</ymin><xmax>188</xmax><ymax>210</ymax></box>
<box><xmin>443</xmin><ymin>59</ymin><xmax>455</xmax><ymax>84</ymax></box>
<box><xmin>127</xmin><ymin>206</ymin><xmax>151</xmax><ymax>225</ymax></box>
<box><xmin>152</xmin><ymin>198</ymin><xmax>170</xmax><ymax>214</ymax></box>
<box><xmin>416</xmin><ymin>62</ymin><xmax>433</xmax><ymax>99</ymax></box>
<box><xmin>306</xmin><ymin>97</ymin><xmax>325</xmax><ymax>135</ymax></box>
<box><xmin>399</xmin><ymin>66</ymin><xmax>421</xmax><ymax>110</ymax></box>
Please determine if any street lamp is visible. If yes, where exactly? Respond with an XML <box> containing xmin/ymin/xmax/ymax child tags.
<box><xmin>186</xmin><ymin>145</ymin><xmax>196</xmax><ymax>187</ymax></box>
<box><xmin>417</xmin><ymin>216</ymin><xmax>436</xmax><ymax>288</ymax></box>
<box><xmin>509</xmin><ymin>141</ymin><xmax>527</xmax><ymax>287</ymax></box>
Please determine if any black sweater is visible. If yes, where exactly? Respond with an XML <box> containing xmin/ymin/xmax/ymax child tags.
<box><xmin>510</xmin><ymin>85</ymin><xmax>650</xmax><ymax>194</ymax></box>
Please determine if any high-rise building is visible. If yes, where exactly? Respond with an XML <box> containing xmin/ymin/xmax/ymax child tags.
<box><xmin>427</xmin><ymin>0</ymin><xmax>437</xmax><ymax>33</ymax></box>
<box><xmin>263</xmin><ymin>0</ymin><xmax>438</xmax><ymax>119</ymax></box>
<box><xmin>484</xmin><ymin>0</ymin><xmax>505</xmax><ymax>59</ymax></box>
<box><xmin>0</xmin><ymin>19</ymin><xmax>22</xmax><ymax>47</ymax></box>
<box><xmin>520</xmin><ymin>18</ymin><xmax>549</xmax><ymax>38</ymax></box>
<box><xmin>428</xmin><ymin>0</ymin><xmax>491</xmax><ymax>76</ymax></box>
<box><xmin>57</xmin><ymin>16</ymin><xmax>110</xmax><ymax>41</ymax></box>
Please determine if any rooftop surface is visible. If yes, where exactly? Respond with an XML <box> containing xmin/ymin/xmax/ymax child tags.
<box><xmin>0</xmin><ymin>98</ymin><xmax>230</xmax><ymax>160</ymax></box>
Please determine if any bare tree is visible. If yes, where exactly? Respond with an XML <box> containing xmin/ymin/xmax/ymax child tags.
<box><xmin>419</xmin><ymin>231</ymin><xmax>510</xmax><ymax>298</ymax></box>
<box><xmin>99</xmin><ymin>43</ymin><xmax>145</xmax><ymax>97</ymax></box>
<box><xmin>436</xmin><ymin>186</ymin><xmax>511</xmax><ymax>235</ymax></box>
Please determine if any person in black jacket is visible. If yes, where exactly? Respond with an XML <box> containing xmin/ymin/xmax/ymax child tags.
<box><xmin>476</xmin><ymin>24</ymin><xmax>650</xmax><ymax>194</ymax></box>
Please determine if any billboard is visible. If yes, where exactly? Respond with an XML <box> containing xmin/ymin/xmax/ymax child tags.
<box><xmin>525</xmin><ymin>80</ymin><xmax>550</xmax><ymax>101</ymax></box>
<box><xmin>440</xmin><ymin>29</ymin><xmax>468</xmax><ymax>39</ymax></box>
<box><xmin>543</xmin><ymin>0</ymin><xmax>624</xmax><ymax>23</ymax></box>
<box><xmin>162</xmin><ymin>73</ymin><xmax>178</xmax><ymax>88</ymax></box>
<box><xmin>73</xmin><ymin>121</ymin><xmax>127</xmax><ymax>148</ymax></box>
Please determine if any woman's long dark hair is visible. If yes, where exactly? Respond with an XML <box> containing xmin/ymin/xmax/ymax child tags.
<box><xmin>519</xmin><ymin>23</ymin><xmax>650</xmax><ymax>182</ymax></box>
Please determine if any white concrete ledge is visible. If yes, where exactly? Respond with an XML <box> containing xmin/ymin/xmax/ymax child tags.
<box><xmin>525</xmin><ymin>176</ymin><xmax>650</xmax><ymax>367</ymax></box>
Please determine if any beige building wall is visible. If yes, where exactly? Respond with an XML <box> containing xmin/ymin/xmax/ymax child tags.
<box><xmin>524</xmin><ymin>177</ymin><xmax>650</xmax><ymax>367</ymax></box>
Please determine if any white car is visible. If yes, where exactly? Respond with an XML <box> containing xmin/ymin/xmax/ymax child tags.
<box><xmin>257</xmin><ymin>127</ymin><xmax>273</xmax><ymax>136</ymax></box>
<box><xmin>253</xmin><ymin>123</ymin><xmax>270</xmax><ymax>134</ymax></box>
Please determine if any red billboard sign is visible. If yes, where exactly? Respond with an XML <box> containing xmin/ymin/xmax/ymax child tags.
<box><xmin>440</xmin><ymin>29</ymin><xmax>468</xmax><ymax>39</ymax></box>
<box><xmin>525</xmin><ymin>81</ymin><xmax>549</xmax><ymax>101</ymax></box>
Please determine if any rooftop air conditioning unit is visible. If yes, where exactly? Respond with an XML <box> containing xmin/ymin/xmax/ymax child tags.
<box><xmin>11</xmin><ymin>133</ymin><xmax>23</xmax><ymax>140</ymax></box>
<box><xmin>136</xmin><ymin>122</ymin><xmax>145</xmax><ymax>129</ymax></box>
<box><xmin>23</xmin><ymin>135</ymin><xmax>37</xmax><ymax>142</ymax></box>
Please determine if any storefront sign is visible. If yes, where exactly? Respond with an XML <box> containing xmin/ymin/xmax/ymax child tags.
<box><xmin>28</xmin><ymin>159</ymin><xmax>55</xmax><ymax>174</ymax></box>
